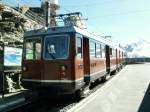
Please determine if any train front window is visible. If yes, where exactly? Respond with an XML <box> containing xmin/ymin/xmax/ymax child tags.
<box><xmin>44</xmin><ymin>35</ymin><xmax>69</xmax><ymax>60</ymax></box>
<box><xmin>24</xmin><ymin>39</ymin><xmax>41</xmax><ymax>60</ymax></box>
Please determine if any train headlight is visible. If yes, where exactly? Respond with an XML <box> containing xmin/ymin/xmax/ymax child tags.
<box><xmin>22</xmin><ymin>66</ymin><xmax>27</xmax><ymax>71</ymax></box>
<box><xmin>61</xmin><ymin>65</ymin><xmax>67</xmax><ymax>71</ymax></box>
<box><xmin>60</xmin><ymin>65</ymin><xmax>67</xmax><ymax>71</ymax></box>
<box><xmin>60</xmin><ymin>65</ymin><xmax>67</xmax><ymax>80</ymax></box>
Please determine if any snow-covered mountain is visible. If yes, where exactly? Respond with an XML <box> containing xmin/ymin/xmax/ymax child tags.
<box><xmin>124</xmin><ymin>39</ymin><xmax>150</xmax><ymax>58</ymax></box>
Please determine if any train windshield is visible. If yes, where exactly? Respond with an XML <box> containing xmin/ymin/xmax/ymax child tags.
<box><xmin>44</xmin><ymin>35</ymin><xmax>69</xmax><ymax>60</ymax></box>
<box><xmin>24</xmin><ymin>38</ymin><xmax>41</xmax><ymax>60</ymax></box>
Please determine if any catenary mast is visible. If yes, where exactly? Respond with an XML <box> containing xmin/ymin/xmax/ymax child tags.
<box><xmin>43</xmin><ymin>0</ymin><xmax>60</xmax><ymax>27</ymax></box>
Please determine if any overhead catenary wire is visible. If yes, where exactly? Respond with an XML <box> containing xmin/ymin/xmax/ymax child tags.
<box><xmin>88</xmin><ymin>8</ymin><xmax>150</xmax><ymax>19</ymax></box>
<box><xmin>60</xmin><ymin>0</ymin><xmax>123</xmax><ymax>18</ymax></box>
<box><xmin>60</xmin><ymin>6</ymin><xmax>150</xmax><ymax>40</ymax></box>
<box><xmin>61</xmin><ymin>0</ymin><xmax>125</xmax><ymax>7</ymax></box>
<box><xmin>60</xmin><ymin>6</ymin><xmax>72</xmax><ymax>13</ymax></box>
<box><xmin>14</xmin><ymin>0</ymin><xmax>41</xmax><ymax>7</ymax></box>
<box><xmin>59</xmin><ymin>0</ymin><xmax>150</xmax><ymax>20</ymax></box>
<box><xmin>60</xmin><ymin>3</ymin><xmax>108</xmax><ymax>37</ymax></box>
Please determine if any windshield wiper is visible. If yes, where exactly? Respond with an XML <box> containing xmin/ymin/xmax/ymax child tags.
<box><xmin>49</xmin><ymin>53</ymin><xmax>56</xmax><ymax>59</ymax></box>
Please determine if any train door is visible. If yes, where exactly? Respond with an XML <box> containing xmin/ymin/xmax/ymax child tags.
<box><xmin>119</xmin><ymin>50</ymin><xmax>121</xmax><ymax>65</ymax></box>
<box><xmin>106</xmin><ymin>45</ymin><xmax>110</xmax><ymax>73</ymax></box>
<box><xmin>122</xmin><ymin>51</ymin><xmax>124</xmax><ymax>64</ymax></box>
<box><xmin>0</xmin><ymin>43</ymin><xmax>4</xmax><ymax>95</ymax></box>
<box><xmin>83</xmin><ymin>37</ymin><xmax>90</xmax><ymax>83</ymax></box>
<box><xmin>75</xmin><ymin>34</ymin><xmax>84</xmax><ymax>80</ymax></box>
<box><xmin>116</xmin><ymin>49</ymin><xmax>118</xmax><ymax>69</ymax></box>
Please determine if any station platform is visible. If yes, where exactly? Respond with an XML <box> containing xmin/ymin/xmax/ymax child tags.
<box><xmin>0</xmin><ymin>91</ymin><xmax>25</xmax><ymax>112</ymax></box>
<box><xmin>68</xmin><ymin>64</ymin><xmax>150</xmax><ymax>112</ymax></box>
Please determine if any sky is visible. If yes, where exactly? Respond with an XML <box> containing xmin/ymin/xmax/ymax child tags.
<box><xmin>2</xmin><ymin>0</ymin><xmax>150</xmax><ymax>45</ymax></box>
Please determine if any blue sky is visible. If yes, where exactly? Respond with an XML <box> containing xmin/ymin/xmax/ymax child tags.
<box><xmin>2</xmin><ymin>0</ymin><xmax>150</xmax><ymax>45</ymax></box>
<box><xmin>59</xmin><ymin>0</ymin><xmax>150</xmax><ymax>45</ymax></box>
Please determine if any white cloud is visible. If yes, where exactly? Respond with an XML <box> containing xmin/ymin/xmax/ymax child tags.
<box><xmin>125</xmin><ymin>39</ymin><xmax>150</xmax><ymax>58</ymax></box>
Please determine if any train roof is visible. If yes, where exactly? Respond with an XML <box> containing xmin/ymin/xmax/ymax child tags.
<box><xmin>24</xmin><ymin>25</ymin><xmax>123</xmax><ymax>51</ymax></box>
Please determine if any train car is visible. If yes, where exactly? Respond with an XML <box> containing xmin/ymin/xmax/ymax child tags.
<box><xmin>105</xmin><ymin>45</ymin><xmax>118</xmax><ymax>74</ymax></box>
<box><xmin>117</xmin><ymin>48</ymin><xmax>125</xmax><ymax>70</ymax></box>
<box><xmin>22</xmin><ymin>25</ymin><xmax>124</xmax><ymax>95</ymax></box>
<box><xmin>123</xmin><ymin>51</ymin><xmax>126</xmax><ymax>64</ymax></box>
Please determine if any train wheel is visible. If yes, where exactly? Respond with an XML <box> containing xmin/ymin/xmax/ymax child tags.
<box><xmin>75</xmin><ymin>89</ymin><xmax>84</xmax><ymax>99</ymax></box>
<box><xmin>110</xmin><ymin>70</ymin><xmax>116</xmax><ymax>75</ymax></box>
<box><xmin>101</xmin><ymin>75</ymin><xmax>107</xmax><ymax>82</ymax></box>
<box><xmin>75</xmin><ymin>85</ymin><xmax>90</xmax><ymax>99</ymax></box>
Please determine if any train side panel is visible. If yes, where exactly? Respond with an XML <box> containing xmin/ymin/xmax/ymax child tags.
<box><xmin>106</xmin><ymin>45</ymin><xmax>118</xmax><ymax>73</ymax></box>
<box><xmin>88</xmin><ymin>40</ymin><xmax>107</xmax><ymax>82</ymax></box>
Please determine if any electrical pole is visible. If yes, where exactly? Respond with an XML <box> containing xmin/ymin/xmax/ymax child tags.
<box><xmin>44</xmin><ymin>0</ymin><xmax>60</xmax><ymax>27</ymax></box>
<box><xmin>45</xmin><ymin>1</ymin><xmax>50</xmax><ymax>27</ymax></box>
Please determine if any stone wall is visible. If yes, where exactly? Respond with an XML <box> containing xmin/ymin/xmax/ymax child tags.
<box><xmin>0</xmin><ymin>4</ymin><xmax>45</xmax><ymax>93</ymax></box>
<box><xmin>0</xmin><ymin>4</ymin><xmax>44</xmax><ymax>43</ymax></box>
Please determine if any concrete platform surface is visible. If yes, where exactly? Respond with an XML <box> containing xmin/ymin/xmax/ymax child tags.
<box><xmin>68</xmin><ymin>64</ymin><xmax>150</xmax><ymax>112</ymax></box>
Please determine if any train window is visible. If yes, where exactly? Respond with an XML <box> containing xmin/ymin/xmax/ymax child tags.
<box><xmin>25</xmin><ymin>42</ymin><xmax>33</xmax><ymax>59</ymax></box>
<box><xmin>44</xmin><ymin>35</ymin><xmax>69</xmax><ymax>60</ymax></box>
<box><xmin>35</xmin><ymin>43</ymin><xmax>41</xmax><ymax>59</ymax></box>
<box><xmin>76</xmin><ymin>37</ymin><xmax>82</xmax><ymax>58</ymax></box>
<box><xmin>25</xmin><ymin>39</ymin><xmax>41</xmax><ymax>60</ymax></box>
<box><xmin>90</xmin><ymin>41</ymin><xmax>96</xmax><ymax>58</ymax></box>
<box><xmin>100</xmin><ymin>44</ymin><xmax>102</xmax><ymax>58</ymax></box>
<box><xmin>119</xmin><ymin>51</ymin><xmax>121</xmax><ymax>57</ymax></box>
<box><xmin>96</xmin><ymin>43</ymin><xmax>101</xmax><ymax>58</ymax></box>
<box><xmin>101</xmin><ymin>44</ymin><xmax>105</xmax><ymax>58</ymax></box>
<box><xmin>112</xmin><ymin>49</ymin><xmax>116</xmax><ymax>57</ymax></box>
<box><xmin>110</xmin><ymin>48</ymin><xmax>112</xmax><ymax>55</ymax></box>
<box><xmin>115</xmin><ymin>49</ymin><xmax>116</xmax><ymax>56</ymax></box>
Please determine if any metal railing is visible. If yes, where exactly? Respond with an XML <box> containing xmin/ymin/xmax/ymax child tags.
<box><xmin>1</xmin><ymin>0</ymin><xmax>46</xmax><ymax>26</ymax></box>
<box><xmin>24</xmin><ymin>9</ymin><xmax>45</xmax><ymax>26</ymax></box>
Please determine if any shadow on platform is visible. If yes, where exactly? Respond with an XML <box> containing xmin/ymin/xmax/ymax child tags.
<box><xmin>138</xmin><ymin>83</ymin><xmax>150</xmax><ymax>112</ymax></box>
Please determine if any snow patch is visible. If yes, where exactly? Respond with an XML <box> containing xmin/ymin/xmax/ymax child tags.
<box><xmin>125</xmin><ymin>39</ymin><xmax>150</xmax><ymax>58</ymax></box>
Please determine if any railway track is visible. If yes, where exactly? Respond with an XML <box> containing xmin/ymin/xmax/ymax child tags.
<box><xmin>5</xmin><ymin>72</ymin><xmax>118</xmax><ymax>112</ymax></box>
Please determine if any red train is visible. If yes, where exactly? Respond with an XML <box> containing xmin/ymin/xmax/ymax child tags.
<box><xmin>22</xmin><ymin>25</ymin><xmax>125</xmax><ymax>95</ymax></box>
